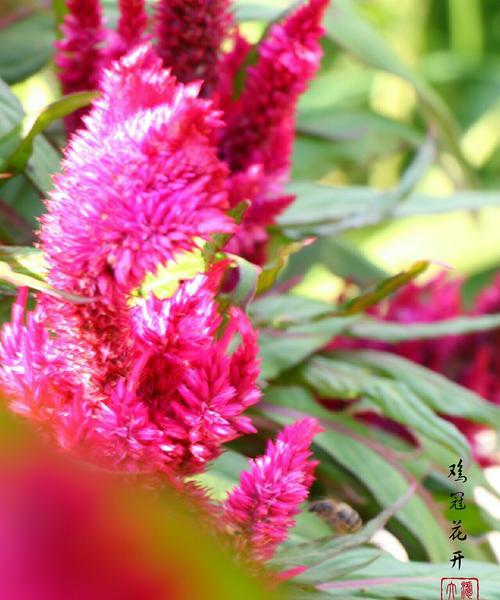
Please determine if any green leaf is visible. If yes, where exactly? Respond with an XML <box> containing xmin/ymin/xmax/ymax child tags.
<box><xmin>139</xmin><ymin>248</ymin><xmax>205</xmax><ymax>299</ymax></box>
<box><xmin>0</xmin><ymin>173</ymin><xmax>43</xmax><ymax>236</ymax></box>
<box><xmin>202</xmin><ymin>201</ymin><xmax>249</xmax><ymax>265</ymax></box>
<box><xmin>334</xmin><ymin>350</ymin><xmax>500</xmax><ymax>427</ymax></box>
<box><xmin>228</xmin><ymin>254</ymin><xmax>261</xmax><ymax>311</ymax></box>
<box><xmin>347</xmin><ymin>313</ymin><xmax>500</xmax><ymax>341</ymax></box>
<box><xmin>337</xmin><ymin>260</ymin><xmax>429</xmax><ymax>316</ymax></box>
<box><xmin>282</xmin><ymin>237</ymin><xmax>388</xmax><ymax>289</ymax></box>
<box><xmin>279</xmin><ymin>181</ymin><xmax>500</xmax><ymax>237</ymax></box>
<box><xmin>0</xmin><ymin>260</ymin><xmax>89</xmax><ymax>304</ymax></box>
<box><xmin>278</xmin><ymin>131</ymin><xmax>434</xmax><ymax>241</ymax></box>
<box><xmin>0</xmin><ymin>78</ymin><xmax>24</xmax><ymax>133</ymax></box>
<box><xmin>261</xmin><ymin>387</ymin><xmax>452</xmax><ymax>562</ymax></box>
<box><xmin>190</xmin><ymin>450</ymin><xmax>248</xmax><ymax>501</ymax></box>
<box><xmin>254</xmin><ymin>261</ymin><xmax>429</xmax><ymax>324</ymax></box>
<box><xmin>52</xmin><ymin>0</ymin><xmax>68</xmax><ymax>38</ymax></box>
<box><xmin>0</xmin><ymin>12</ymin><xmax>54</xmax><ymax>84</ymax></box>
<box><xmin>297</xmin><ymin>107</ymin><xmax>422</xmax><ymax>152</ymax></box>
<box><xmin>0</xmin><ymin>78</ymin><xmax>60</xmax><ymax>194</ymax></box>
<box><xmin>0</xmin><ymin>246</ymin><xmax>46</xmax><ymax>278</ymax></box>
<box><xmin>311</xmin><ymin>547</ymin><xmax>500</xmax><ymax>597</ymax></box>
<box><xmin>250</xmin><ymin>294</ymin><xmax>334</xmax><ymax>326</ymax></box>
<box><xmin>259</xmin><ymin>316</ymin><xmax>357</xmax><ymax>380</ymax></box>
<box><xmin>257</xmin><ymin>238</ymin><xmax>314</xmax><ymax>294</ymax></box>
<box><xmin>6</xmin><ymin>92</ymin><xmax>97</xmax><ymax>172</ymax></box>
<box><xmin>233</xmin><ymin>1</ymin><xmax>296</xmax><ymax>22</ymax></box>
<box><xmin>300</xmin><ymin>355</ymin><xmax>470</xmax><ymax>462</ymax></box>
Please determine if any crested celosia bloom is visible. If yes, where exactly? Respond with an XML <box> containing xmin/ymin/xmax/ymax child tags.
<box><xmin>55</xmin><ymin>0</ymin><xmax>105</xmax><ymax>131</ymax></box>
<box><xmin>458</xmin><ymin>274</ymin><xmax>500</xmax><ymax>405</ymax></box>
<box><xmin>55</xmin><ymin>0</ymin><xmax>329</xmax><ymax>264</ymax></box>
<box><xmin>221</xmin><ymin>0</ymin><xmax>328</xmax><ymax>174</ymax></box>
<box><xmin>155</xmin><ymin>0</ymin><xmax>233</xmax><ymax>96</ymax></box>
<box><xmin>105</xmin><ymin>0</ymin><xmax>149</xmax><ymax>62</ymax></box>
<box><xmin>0</xmin><ymin>45</ymin><xmax>260</xmax><ymax>476</ymax></box>
<box><xmin>330</xmin><ymin>274</ymin><xmax>500</xmax><ymax>465</ymax></box>
<box><xmin>55</xmin><ymin>0</ymin><xmax>106</xmax><ymax>133</ymax></box>
<box><xmin>223</xmin><ymin>418</ymin><xmax>322</xmax><ymax>562</ymax></box>
<box><xmin>116</xmin><ymin>0</ymin><xmax>148</xmax><ymax>48</ymax></box>
<box><xmin>221</xmin><ymin>0</ymin><xmax>329</xmax><ymax>264</ymax></box>
<box><xmin>55</xmin><ymin>0</ymin><xmax>104</xmax><ymax>90</ymax></box>
<box><xmin>44</xmin><ymin>44</ymin><xmax>234</xmax><ymax>295</ymax></box>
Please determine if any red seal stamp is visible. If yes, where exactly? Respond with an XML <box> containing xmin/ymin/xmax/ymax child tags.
<box><xmin>441</xmin><ymin>578</ymin><xmax>479</xmax><ymax>600</ymax></box>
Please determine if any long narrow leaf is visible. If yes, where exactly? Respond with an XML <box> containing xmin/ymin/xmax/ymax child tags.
<box><xmin>7</xmin><ymin>92</ymin><xmax>97</xmax><ymax>172</ymax></box>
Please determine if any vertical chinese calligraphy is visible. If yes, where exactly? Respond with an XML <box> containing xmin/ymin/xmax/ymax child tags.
<box><xmin>442</xmin><ymin>462</ymin><xmax>480</xmax><ymax>598</ymax></box>
<box><xmin>448</xmin><ymin>458</ymin><xmax>468</xmax><ymax>570</ymax></box>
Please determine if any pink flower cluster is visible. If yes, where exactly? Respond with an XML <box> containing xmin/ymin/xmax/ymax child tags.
<box><xmin>55</xmin><ymin>0</ymin><xmax>105</xmax><ymax>132</ymax></box>
<box><xmin>223</xmin><ymin>418</ymin><xmax>322</xmax><ymax>561</ymax></box>
<box><xmin>459</xmin><ymin>275</ymin><xmax>500</xmax><ymax>405</ymax></box>
<box><xmin>55</xmin><ymin>0</ymin><xmax>329</xmax><ymax>265</ymax></box>
<box><xmin>333</xmin><ymin>274</ymin><xmax>500</xmax><ymax>464</ymax></box>
<box><xmin>1</xmin><ymin>46</ymin><xmax>257</xmax><ymax>475</ymax></box>
<box><xmin>155</xmin><ymin>0</ymin><xmax>233</xmax><ymax>97</ymax></box>
<box><xmin>0</xmin><ymin>44</ymin><xmax>321</xmax><ymax>562</ymax></box>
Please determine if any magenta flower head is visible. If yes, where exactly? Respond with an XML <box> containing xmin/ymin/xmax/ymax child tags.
<box><xmin>0</xmin><ymin>44</ymin><xmax>261</xmax><ymax>477</ymax></box>
<box><xmin>221</xmin><ymin>0</ymin><xmax>329</xmax><ymax>264</ymax></box>
<box><xmin>155</xmin><ymin>0</ymin><xmax>233</xmax><ymax>96</ymax></box>
<box><xmin>43</xmin><ymin>44</ymin><xmax>234</xmax><ymax>296</ymax></box>
<box><xmin>55</xmin><ymin>0</ymin><xmax>105</xmax><ymax>131</ymax></box>
<box><xmin>459</xmin><ymin>274</ymin><xmax>500</xmax><ymax>406</ymax></box>
<box><xmin>105</xmin><ymin>0</ymin><xmax>149</xmax><ymax>62</ymax></box>
<box><xmin>331</xmin><ymin>274</ymin><xmax>500</xmax><ymax>465</ymax></box>
<box><xmin>222</xmin><ymin>418</ymin><xmax>322</xmax><ymax>562</ymax></box>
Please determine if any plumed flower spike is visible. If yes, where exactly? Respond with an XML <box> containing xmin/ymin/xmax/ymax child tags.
<box><xmin>221</xmin><ymin>0</ymin><xmax>328</xmax><ymax>176</ymax></box>
<box><xmin>221</xmin><ymin>0</ymin><xmax>328</xmax><ymax>265</ymax></box>
<box><xmin>55</xmin><ymin>0</ymin><xmax>105</xmax><ymax>132</ymax></box>
<box><xmin>155</xmin><ymin>0</ymin><xmax>233</xmax><ymax>96</ymax></box>
<box><xmin>105</xmin><ymin>0</ymin><xmax>149</xmax><ymax>62</ymax></box>
<box><xmin>460</xmin><ymin>274</ymin><xmax>500</xmax><ymax>406</ymax></box>
<box><xmin>222</xmin><ymin>418</ymin><xmax>322</xmax><ymax>562</ymax></box>
<box><xmin>117</xmin><ymin>0</ymin><xmax>148</xmax><ymax>48</ymax></box>
<box><xmin>0</xmin><ymin>273</ymin><xmax>261</xmax><ymax>476</ymax></box>
<box><xmin>42</xmin><ymin>43</ymin><xmax>235</xmax><ymax>297</ymax></box>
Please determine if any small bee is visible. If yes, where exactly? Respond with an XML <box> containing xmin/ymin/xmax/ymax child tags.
<box><xmin>309</xmin><ymin>499</ymin><xmax>362</xmax><ymax>534</ymax></box>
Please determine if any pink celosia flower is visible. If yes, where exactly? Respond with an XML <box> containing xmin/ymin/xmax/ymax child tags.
<box><xmin>55</xmin><ymin>0</ymin><xmax>106</xmax><ymax>132</ymax></box>
<box><xmin>221</xmin><ymin>0</ymin><xmax>328</xmax><ymax>174</ymax></box>
<box><xmin>43</xmin><ymin>44</ymin><xmax>234</xmax><ymax>296</ymax></box>
<box><xmin>105</xmin><ymin>0</ymin><xmax>149</xmax><ymax>62</ymax></box>
<box><xmin>221</xmin><ymin>0</ymin><xmax>329</xmax><ymax>263</ymax></box>
<box><xmin>117</xmin><ymin>0</ymin><xmax>148</xmax><ymax>48</ymax></box>
<box><xmin>155</xmin><ymin>0</ymin><xmax>233</xmax><ymax>96</ymax></box>
<box><xmin>458</xmin><ymin>274</ymin><xmax>500</xmax><ymax>406</ymax></box>
<box><xmin>42</xmin><ymin>43</ymin><xmax>235</xmax><ymax>383</ymax></box>
<box><xmin>0</xmin><ymin>45</ymin><xmax>261</xmax><ymax>477</ymax></box>
<box><xmin>215</xmin><ymin>32</ymin><xmax>252</xmax><ymax>114</ymax></box>
<box><xmin>330</xmin><ymin>274</ymin><xmax>500</xmax><ymax>465</ymax></box>
<box><xmin>222</xmin><ymin>418</ymin><xmax>322</xmax><ymax>562</ymax></box>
